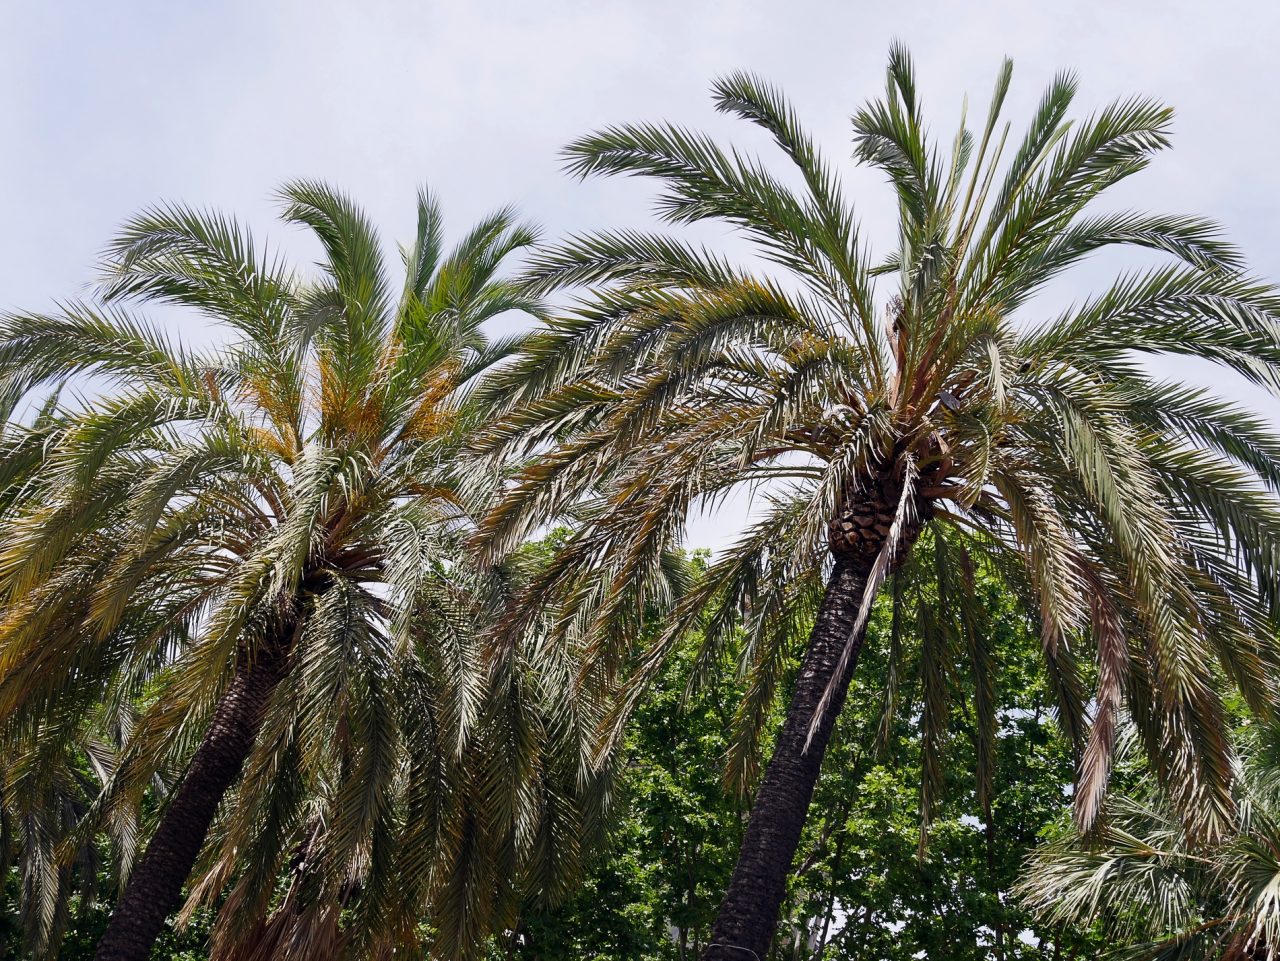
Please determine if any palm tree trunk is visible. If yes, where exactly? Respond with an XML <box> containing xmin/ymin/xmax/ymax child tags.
<box><xmin>93</xmin><ymin>636</ymin><xmax>292</xmax><ymax>961</ymax></box>
<box><xmin>702</xmin><ymin>555</ymin><xmax>872</xmax><ymax>961</ymax></box>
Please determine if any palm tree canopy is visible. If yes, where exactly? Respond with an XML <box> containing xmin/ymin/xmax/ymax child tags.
<box><xmin>0</xmin><ymin>182</ymin><xmax>589</xmax><ymax>960</ymax></box>
<box><xmin>478</xmin><ymin>47</ymin><xmax>1280</xmax><ymax>841</ymax></box>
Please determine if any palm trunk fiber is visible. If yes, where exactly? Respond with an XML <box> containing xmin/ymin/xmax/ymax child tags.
<box><xmin>93</xmin><ymin>638</ymin><xmax>292</xmax><ymax>961</ymax></box>
<box><xmin>701</xmin><ymin>556</ymin><xmax>874</xmax><ymax>961</ymax></box>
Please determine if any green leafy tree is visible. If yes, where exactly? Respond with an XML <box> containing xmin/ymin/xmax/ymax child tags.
<box><xmin>505</xmin><ymin>573</ymin><xmax>746</xmax><ymax>961</ymax></box>
<box><xmin>478</xmin><ymin>48</ymin><xmax>1280</xmax><ymax>960</ymax></box>
<box><xmin>499</xmin><ymin>549</ymin><xmax>1105</xmax><ymax>961</ymax></box>
<box><xmin>0</xmin><ymin>184</ymin><xmax>586</xmax><ymax>961</ymax></box>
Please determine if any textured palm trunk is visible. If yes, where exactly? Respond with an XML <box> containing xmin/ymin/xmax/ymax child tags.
<box><xmin>701</xmin><ymin>557</ymin><xmax>869</xmax><ymax>961</ymax></box>
<box><xmin>93</xmin><ymin>635</ymin><xmax>293</xmax><ymax>961</ymax></box>
<box><xmin>702</xmin><ymin>472</ymin><xmax>926</xmax><ymax>961</ymax></box>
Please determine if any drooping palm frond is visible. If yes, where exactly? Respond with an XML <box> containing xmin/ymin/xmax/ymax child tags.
<box><xmin>1</xmin><ymin>699</ymin><xmax>138</xmax><ymax>961</ymax></box>
<box><xmin>1019</xmin><ymin>720</ymin><xmax>1280</xmax><ymax>961</ymax></box>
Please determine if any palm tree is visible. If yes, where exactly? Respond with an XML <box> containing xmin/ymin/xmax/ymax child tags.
<box><xmin>0</xmin><ymin>183</ymin><xmax>571</xmax><ymax>961</ymax></box>
<box><xmin>1</xmin><ymin>698</ymin><xmax>136</xmax><ymax>961</ymax></box>
<box><xmin>1020</xmin><ymin>721</ymin><xmax>1280</xmax><ymax>960</ymax></box>
<box><xmin>477</xmin><ymin>48</ymin><xmax>1280</xmax><ymax>960</ymax></box>
<box><xmin>0</xmin><ymin>394</ymin><xmax>152</xmax><ymax>961</ymax></box>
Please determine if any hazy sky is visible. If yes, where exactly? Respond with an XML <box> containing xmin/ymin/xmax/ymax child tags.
<box><xmin>3</xmin><ymin>0</ymin><xmax>1277</xmax><ymax>547</ymax></box>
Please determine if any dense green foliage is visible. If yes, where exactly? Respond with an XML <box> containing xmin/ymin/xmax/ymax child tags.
<box><xmin>502</xmin><ymin>565</ymin><xmax>1107</xmax><ymax>961</ymax></box>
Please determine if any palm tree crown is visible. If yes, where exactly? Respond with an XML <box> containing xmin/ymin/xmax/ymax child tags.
<box><xmin>0</xmin><ymin>183</ymin><xmax>580</xmax><ymax>961</ymax></box>
<box><xmin>478</xmin><ymin>48</ymin><xmax>1280</xmax><ymax>959</ymax></box>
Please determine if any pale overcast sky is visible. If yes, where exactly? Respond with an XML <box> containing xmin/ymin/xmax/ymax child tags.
<box><xmin>2</xmin><ymin>0</ymin><xmax>1277</xmax><ymax>548</ymax></box>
